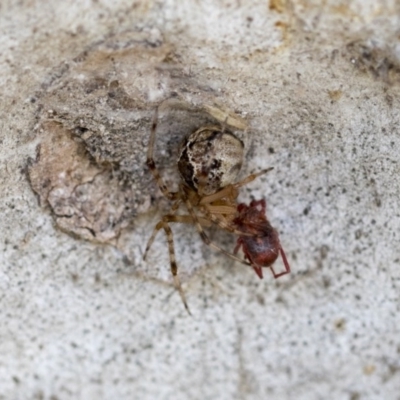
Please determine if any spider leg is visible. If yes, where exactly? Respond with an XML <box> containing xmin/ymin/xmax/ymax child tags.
<box><xmin>184</xmin><ymin>199</ymin><xmax>252</xmax><ymax>267</ymax></box>
<box><xmin>252</xmin><ymin>264</ymin><xmax>264</xmax><ymax>279</ymax></box>
<box><xmin>220</xmin><ymin>116</ymin><xmax>229</xmax><ymax>133</ymax></box>
<box><xmin>270</xmin><ymin>247</ymin><xmax>291</xmax><ymax>279</ymax></box>
<box><xmin>160</xmin><ymin>222</ymin><xmax>191</xmax><ymax>314</ymax></box>
<box><xmin>145</xmin><ymin>216</ymin><xmax>191</xmax><ymax>313</ymax></box>
<box><xmin>143</xmin><ymin>200</ymin><xmax>182</xmax><ymax>261</ymax></box>
<box><xmin>143</xmin><ymin>219</ymin><xmax>164</xmax><ymax>261</ymax></box>
<box><xmin>203</xmin><ymin>207</ymin><xmax>254</xmax><ymax>237</ymax></box>
<box><xmin>233</xmin><ymin>238</ymin><xmax>264</xmax><ymax>279</ymax></box>
<box><xmin>143</xmin><ymin>213</ymin><xmax>212</xmax><ymax>261</ymax></box>
<box><xmin>199</xmin><ymin>185</ymin><xmax>238</xmax><ymax>205</ymax></box>
<box><xmin>143</xmin><ymin>213</ymin><xmax>215</xmax><ymax>315</ymax></box>
<box><xmin>233</xmin><ymin>237</ymin><xmax>243</xmax><ymax>254</ymax></box>
<box><xmin>199</xmin><ymin>168</ymin><xmax>273</xmax><ymax>206</ymax></box>
<box><xmin>146</xmin><ymin>105</ymin><xmax>179</xmax><ymax>201</ymax></box>
<box><xmin>233</xmin><ymin>167</ymin><xmax>274</xmax><ymax>189</ymax></box>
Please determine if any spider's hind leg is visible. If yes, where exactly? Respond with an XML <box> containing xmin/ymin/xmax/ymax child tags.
<box><xmin>144</xmin><ymin>213</ymin><xmax>192</xmax><ymax>314</ymax></box>
<box><xmin>161</xmin><ymin>220</ymin><xmax>191</xmax><ymax>314</ymax></box>
<box><xmin>163</xmin><ymin>222</ymin><xmax>191</xmax><ymax>314</ymax></box>
<box><xmin>270</xmin><ymin>247</ymin><xmax>291</xmax><ymax>279</ymax></box>
<box><xmin>143</xmin><ymin>200</ymin><xmax>181</xmax><ymax>261</ymax></box>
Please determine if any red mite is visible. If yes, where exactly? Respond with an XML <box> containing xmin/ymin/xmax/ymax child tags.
<box><xmin>233</xmin><ymin>199</ymin><xmax>290</xmax><ymax>279</ymax></box>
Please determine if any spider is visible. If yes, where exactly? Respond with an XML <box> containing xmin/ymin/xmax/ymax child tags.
<box><xmin>144</xmin><ymin>103</ymin><xmax>274</xmax><ymax>313</ymax></box>
<box><xmin>233</xmin><ymin>199</ymin><xmax>290</xmax><ymax>280</ymax></box>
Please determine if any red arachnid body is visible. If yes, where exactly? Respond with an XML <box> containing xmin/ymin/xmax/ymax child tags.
<box><xmin>233</xmin><ymin>199</ymin><xmax>290</xmax><ymax>279</ymax></box>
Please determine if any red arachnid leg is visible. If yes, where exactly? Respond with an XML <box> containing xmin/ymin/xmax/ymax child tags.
<box><xmin>269</xmin><ymin>246</ymin><xmax>291</xmax><ymax>278</ymax></box>
<box><xmin>234</xmin><ymin>236</ymin><xmax>264</xmax><ymax>279</ymax></box>
<box><xmin>233</xmin><ymin>237</ymin><xmax>242</xmax><ymax>255</ymax></box>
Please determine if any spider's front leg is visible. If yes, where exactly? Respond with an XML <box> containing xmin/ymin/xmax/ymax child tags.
<box><xmin>270</xmin><ymin>247</ymin><xmax>291</xmax><ymax>279</ymax></box>
<box><xmin>233</xmin><ymin>167</ymin><xmax>274</xmax><ymax>190</ymax></box>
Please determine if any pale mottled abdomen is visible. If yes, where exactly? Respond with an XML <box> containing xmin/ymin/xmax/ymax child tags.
<box><xmin>177</xmin><ymin>126</ymin><xmax>244</xmax><ymax>196</ymax></box>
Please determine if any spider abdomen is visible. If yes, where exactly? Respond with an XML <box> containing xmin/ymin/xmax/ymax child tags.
<box><xmin>177</xmin><ymin>127</ymin><xmax>244</xmax><ymax>196</ymax></box>
<box><xmin>240</xmin><ymin>232</ymin><xmax>280</xmax><ymax>267</ymax></box>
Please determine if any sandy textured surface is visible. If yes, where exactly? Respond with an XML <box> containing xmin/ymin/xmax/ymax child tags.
<box><xmin>1</xmin><ymin>1</ymin><xmax>400</xmax><ymax>399</ymax></box>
